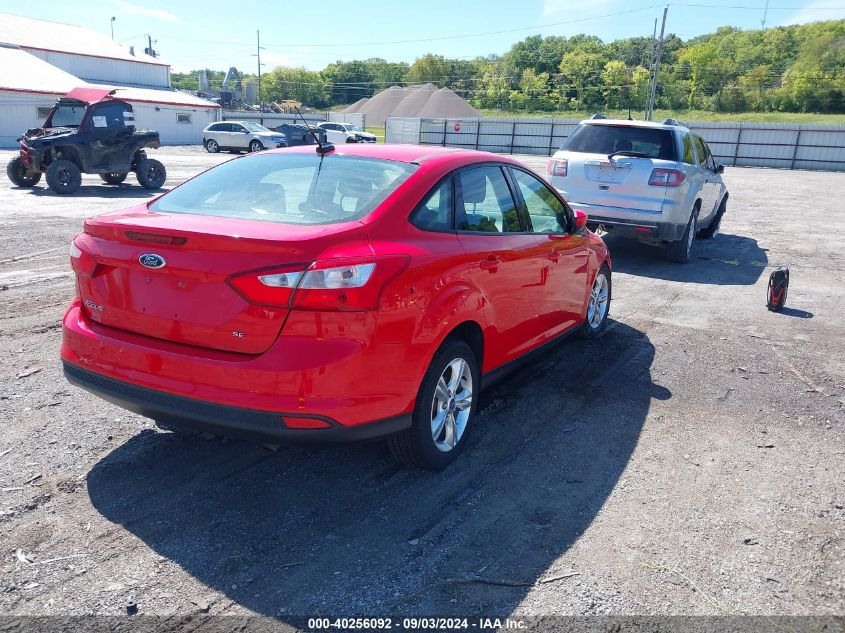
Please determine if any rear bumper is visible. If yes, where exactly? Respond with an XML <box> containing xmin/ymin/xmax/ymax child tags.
<box><xmin>63</xmin><ymin>361</ymin><xmax>411</xmax><ymax>443</ymax></box>
<box><xmin>586</xmin><ymin>216</ymin><xmax>687</xmax><ymax>242</ymax></box>
<box><xmin>62</xmin><ymin>301</ymin><xmax>425</xmax><ymax>428</ymax></box>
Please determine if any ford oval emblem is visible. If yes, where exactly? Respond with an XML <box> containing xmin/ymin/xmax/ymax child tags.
<box><xmin>139</xmin><ymin>253</ymin><xmax>166</xmax><ymax>269</ymax></box>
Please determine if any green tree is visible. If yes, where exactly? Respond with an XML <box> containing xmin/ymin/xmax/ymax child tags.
<box><xmin>601</xmin><ymin>60</ymin><xmax>628</xmax><ymax>109</ymax></box>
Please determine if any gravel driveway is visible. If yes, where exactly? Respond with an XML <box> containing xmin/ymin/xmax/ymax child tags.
<box><xmin>0</xmin><ymin>147</ymin><xmax>842</xmax><ymax>622</ymax></box>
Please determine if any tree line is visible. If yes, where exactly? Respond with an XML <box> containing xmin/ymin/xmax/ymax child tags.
<box><xmin>172</xmin><ymin>20</ymin><xmax>845</xmax><ymax>114</ymax></box>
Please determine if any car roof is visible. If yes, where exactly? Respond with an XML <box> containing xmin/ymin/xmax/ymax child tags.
<box><xmin>580</xmin><ymin>118</ymin><xmax>685</xmax><ymax>132</ymax></box>
<box><xmin>267</xmin><ymin>143</ymin><xmax>524</xmax><ymax>168</ymax></box>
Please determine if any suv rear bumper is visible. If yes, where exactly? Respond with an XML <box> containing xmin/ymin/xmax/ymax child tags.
<box><xmin>63</xmin><ymin>361</ymin><xmax>411</xmax><ymax>443</ymax></box>
<box><xmin>586</xmin><ymin>216</ymin><xmax>687</xmax><ymax>242</ymax></box>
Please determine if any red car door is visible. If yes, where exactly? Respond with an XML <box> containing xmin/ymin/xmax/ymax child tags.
<box><xmin>454</xmin><ymin>165</ymin><xmax>544</xmax><ymax>371</ymax></box>
<box><xmin>509</xmin><ymin>167</ymin><xmax>590</xmax><ymax>340</ymax></box>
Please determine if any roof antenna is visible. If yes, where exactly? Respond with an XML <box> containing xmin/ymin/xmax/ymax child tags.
<box><xmin>294</xmin><ymin>106</ymin><xmax>334</xmax><ymax>155</ymax></box>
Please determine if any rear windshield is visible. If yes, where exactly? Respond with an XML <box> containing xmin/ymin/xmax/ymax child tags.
<box><xmin>149</xmin><ymin>153</ymin><xmax>417</xmax><ymax>225</ymax></box>
<box><xmin>562</xmin><ymin>124</ymin><xmax>676</xmax><ymax>160</ymax></box>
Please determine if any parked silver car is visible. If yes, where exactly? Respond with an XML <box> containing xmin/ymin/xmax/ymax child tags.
<box><xmin>547</xmin><ymin>118</ymin><xmax>728</xmax><ymax>262</ymax></box>
<box><xmin>203</xmin><ymin>121</ymin><xmax>287</xmax><ymax>154</ymax></box>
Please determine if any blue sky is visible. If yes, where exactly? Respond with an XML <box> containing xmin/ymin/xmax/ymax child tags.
<box><xmin>3</xmin><ymin>0</ymin><xmax>844</xmax><ymax>73</ymax></box>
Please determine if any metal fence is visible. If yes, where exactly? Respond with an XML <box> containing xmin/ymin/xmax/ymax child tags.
<box><xmin>385</xmin><ymin>116</ymin><xmax>845</xmax><ymax>172</ymax></box>
<box><xmin>222</xmin><ymin>110</ymin><xmax>365</xmax><ymax>129</ymax></box>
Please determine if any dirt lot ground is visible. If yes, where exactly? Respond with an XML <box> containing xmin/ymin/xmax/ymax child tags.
<box><xmin>0</xmin><ymin>146</ymin><xmax>842</xmax><ymax>621</ymax></box>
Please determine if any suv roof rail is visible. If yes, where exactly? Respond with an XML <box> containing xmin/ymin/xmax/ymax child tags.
<box><xmin>590</xmin><ymin>113</ymin><xmax>609</xmax><ymax>119</ymax></box>
<box><xmin>661</xmin><ymin>117</ymin><xmax>683</xmax><ymax>127</ymax></box>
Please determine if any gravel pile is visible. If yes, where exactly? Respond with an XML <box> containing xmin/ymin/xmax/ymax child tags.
<box><xmin>343</xmin><ymin>83</ymin><xmax>480</xmax><ymax>125</ymax></box>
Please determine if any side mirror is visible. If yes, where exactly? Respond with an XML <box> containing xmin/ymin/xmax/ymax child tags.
<box><xmin>715</xmin><ymin>163</ymin><xmax>725</xmax><ymax>174</ymax></box>
<box><xmin>574</xmin><ymin>209</ymin><xmax>588</xmax><ymax>230</ymax></box>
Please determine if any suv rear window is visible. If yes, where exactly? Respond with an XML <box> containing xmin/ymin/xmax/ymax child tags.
<box><xmin>150</xmin><ymin>153</ymin><xmax>417</xmax><ymax>225</ymax></box>
<box><xmin>563</xmin><ymin>124</ymin><xmax>676</xmax><ymax>160</ymax></box>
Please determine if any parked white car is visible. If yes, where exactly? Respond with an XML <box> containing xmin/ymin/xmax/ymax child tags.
<box><xmin>317</xmin><ymin>122</ymin><xmax>377</xmax><ymax>144</ymax></box>
<box><xmin>203</xmin><ymin>121</ymin><xmax>287</xmax><ymax>154</ymax></box>
<box><xmin>547</xmin><ymin>118</ymin><xmax>728</xmax><ymax>262</ymax></box>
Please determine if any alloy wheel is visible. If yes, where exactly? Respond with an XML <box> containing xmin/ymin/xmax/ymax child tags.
<box><xmin>430</xmin><ymin>358</ymin><xmax>473</xmax><ymax>452</ymax></box>
<box><xmin>587</xmin><ymin>272</ymin><xmax>610</xmax><ymax>329</ymax></box>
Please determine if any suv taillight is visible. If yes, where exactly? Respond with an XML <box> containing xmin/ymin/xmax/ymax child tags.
<box><xmin>648</xmin><ymin>168</ymin><xmax>685</xmax><ymax>187</ymax></box>
<box><xmin>547</xmin><ymin>159</ymin><xmax>568</xmax><ymax>177</ymax></box>
<box><xmin>228</xmin><ymin>256</ymin><xmax>409</xmax><ymax>311</ymax></box>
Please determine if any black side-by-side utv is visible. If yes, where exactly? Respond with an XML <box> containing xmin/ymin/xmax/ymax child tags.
<box><xmin>6</xmin><ymin>87</ymin><xmax>167</xmax><ymax>195</ymax></box>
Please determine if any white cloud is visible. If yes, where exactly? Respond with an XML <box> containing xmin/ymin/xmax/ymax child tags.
<box><xmin>781</xmin><ymin>0</ymin><xmax>845</xmax><ymax>25</ymax></box>
<box><xmin>112</xmin><ymin>0</ymin><xmax>179</xmax><ymax>22</ymax></box>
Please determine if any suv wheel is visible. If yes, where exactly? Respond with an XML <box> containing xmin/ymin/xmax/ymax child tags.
<box><xmin>578</xmin><ymin>264</ymin><xmax>611</xmax><ymax>339</ymax></box>
<box><xmin>205</xmin><ymin>139</ymin><xmax>219</xmax><ymax>153</ymax></box>
<box><xmin>249</xmin><ymin>140</ymin><xmax>264</xmax><ymax>152</ymax></box>
<box><xmin>666</xmin><ymin>204</ymin><xmax>700</xmax><ymax>263</ymax></box>
<box><xmin>135</xmin><ymin>159</ymin><xmax>167</xmax><ymax>189</ymax></box>
<box><xmin>100</xmin><ymin>172</ymin><xmax>128</xmax><ymax>185</ymax></box>
<box><xmin>45</xmin><ymin>159</ymin><xmax>82</xmax><ymax>195</ymax></box>
<box><xmin>388</xmin><ymin>339</ymin><xmax>478</xmax><ymax>471</ymax></box>
<box><xmin>699</xmin><ymin>197</ymin><xmax>726</xmax><ymax>239</ymax></box>
<box><xmin>6</xmin><ymin>156</ymin><xmax>41</xmax><ymax>187</ymax></box>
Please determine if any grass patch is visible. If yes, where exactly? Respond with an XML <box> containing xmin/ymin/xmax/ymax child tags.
<box><xmin>366</xmin><ymin>126</ymin><xmax>385</xmax><ymax>142</ymax></box>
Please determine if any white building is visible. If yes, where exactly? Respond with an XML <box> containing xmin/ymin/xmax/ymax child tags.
<box><xmin>0</xmin><ymin>12</ymin><xmax>220</xmax><ymax>147</ymax></box>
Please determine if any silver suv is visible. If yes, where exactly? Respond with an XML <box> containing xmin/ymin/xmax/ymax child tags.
<box><xmin>203</xmin><ymin>121</ymin><xmax>287</xmax><ymax>154</ymax></box>
<box><xmin>547</xmin><ymin>118</ymin><xmax>728</xmax><ymax>262</ymax></box>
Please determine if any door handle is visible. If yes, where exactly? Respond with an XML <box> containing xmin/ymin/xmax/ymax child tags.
<box><xmin>479</xmin><ymin>255</ymin><xmax>501</xmax><ymax>272</ymax></box>
<box><xmin>547</xmin><ymin>249</ymin><xmax>561</xmax><ymax>263</ymax></box>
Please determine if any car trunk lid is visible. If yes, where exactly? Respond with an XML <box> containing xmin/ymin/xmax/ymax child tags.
<box><xmin>75</xmin><ymin>208</ymin><xmax>368</xmax><ymax>354</ymax></box>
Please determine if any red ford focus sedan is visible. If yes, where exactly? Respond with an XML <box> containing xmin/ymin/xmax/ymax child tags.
<box><xmin>62</xmin><ymin>144</ymin><xmax>611</xmax><ymax>470</ymax></box>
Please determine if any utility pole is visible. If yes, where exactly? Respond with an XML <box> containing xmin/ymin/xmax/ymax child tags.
<box><xmin>255</xmin><ymin>30</ymin><xmax>265</xmax><ymax>124</ymax></box>
<box><xmin>110</xmin><ymin>17</ymin><xmax>116</xmax><ymax>40</ymax></box>
<box><xmin>762</xmin><ymin>0</ymin><xmax>769</xmax><ymax>27</ymax></box>
<box><xmin>645</xmin><ymin>18</ymin><xmax>657</xmax><ymax>118</ymax></box>
<box><xmin>646</xmin><ymin>6</ymin><xmax>668</xmax><ymax>121</ymax></box>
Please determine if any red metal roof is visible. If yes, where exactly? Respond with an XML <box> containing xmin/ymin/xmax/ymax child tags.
<box><xmin>65</xmin><ymin>86</ymin><xmax>115</xmax><ymax>104</ymax></box>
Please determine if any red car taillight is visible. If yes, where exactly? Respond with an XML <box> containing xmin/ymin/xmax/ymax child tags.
<box><xmin>547</xmin><ymin>159</ymin><xmax>568</xmax><ymax>177</ymax></box>
<box><xmin>228</xmin><ymin>256</ymin><xmax>409</xmax><ymax>311</ymax></box>
<box><xmin>648</xmin><ymin>168</ymin><xmax>685</xmax><ymax>187</ymax></box>
<box><xmin>69</xmin><ymin>237</ymin><xmax>97</xmax><ymax>277</ymax></box>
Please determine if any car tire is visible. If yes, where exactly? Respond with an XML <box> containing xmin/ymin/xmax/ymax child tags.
<box><xmin>666</xmin><ymin>203</ymin><xmax>700</xmax><ymax>263</ymax></box>
<box><xmin>7</xmin><ymin>156</ymin><xmax>41</xmax><ymax>187</ymax></box>
<box><xmin>205</xmin><ymin>139</ymin><xmax>219</xmax><ymax>153</ymax></box>
<box><xmin>387</xmin><ymin>339</ymin><xmax>479</xmax><ymax>471</ymax></box>
<box><xmin>100</xmin><ymin>172</ymin><xmax>128</xmax><ymax>185</ymax></box>
<box><xmin>578</xmin><ymin>264</ymin><xmax>612</xmax><ymax>339</ymax></box>
<box><xmin>699</xmin><ymin>196</ymin><xmax>726</xmax><ymax>239</ymax></box>
<box><xmin>249</xmin><ymin>140</ymin><xmax>264</xmax><ymax>152</ymax></box>
<box><xmin>135</xmin><ymin>158</ymin><xmax>167</xmax><ymax>189</ymax></box>
<box><xmin>45</xmin><ymin>159</ymin><xmax>81</xmax><ymax>194</ymax></box>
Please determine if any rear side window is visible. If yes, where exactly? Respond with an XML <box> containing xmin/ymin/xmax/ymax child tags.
<box><xmin>410</xmin><ymin>179</ymin><xmax>452</xmax><ymax>232</ymax></box>
<box><xmin>694</xmin><ymin>136</ymin><xmax>716</xmax><ymax>170</ymax></box>
<box><xmin>563</xmin><ymin>124</ymin><xmax>676</xmax><ymax>160</ymax></box>
<box><xmin>456</xmin><ymin>166</ymin><xmax>522</xmax><ymax>233</ymax></box>
<box><xmin>681</xmin><ymin>134</ymin><xmax>695</xmax><ymax>164</ymax></box>
<box><xmin>150</xmin><ymin>154</ymin><xmax>417</xmax><ymax>225</ymax></box>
